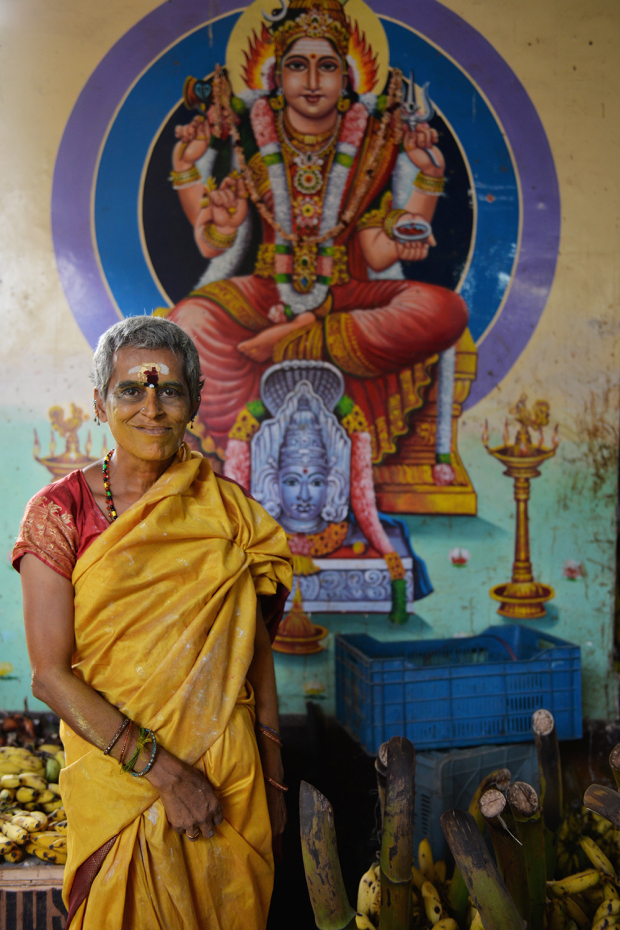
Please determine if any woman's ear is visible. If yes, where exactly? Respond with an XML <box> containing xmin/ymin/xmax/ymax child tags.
<box><xmin>94</xmin><ymin>390</ymin><xmax>108</xmax><ymax>424</ymax></box>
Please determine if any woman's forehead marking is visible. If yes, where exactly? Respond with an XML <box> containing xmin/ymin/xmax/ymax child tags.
<box><xmin>127</xmin><ymin>361</ymin><xmax>170</xmax><ymax>387</ymax></box>
<box><xmin>284</xmin><ymin>38</ymin><xmax>338</xmax><ymax>59</ymax></box>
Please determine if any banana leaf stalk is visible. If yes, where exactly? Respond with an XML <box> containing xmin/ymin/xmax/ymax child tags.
<box><xmin>447</xmin><ymin>767</ymin><xmax>511</xmax><ymax>922</ymax></box>
<box><xmin>506</xmin><ymin>781</ymin><xmax>546</xmax><ymax>930</ymax></box>
<box><xmin>375</xmin><ymin>741</ymin><xmax>388</xmax><ymax>826</ymax></box>
<box><xmin>609</xmin><ymin>744</ymin><xmax>620</xmax><ymax>791</ymax></box>
<box><xmin>584</xmin><ymin>783</ymin><xmax>620</xmax><ymax>828</ymax></box>
<box><xmin>299</xmin><ymin>780</ymin><xmax>358</xmax><ymax>930</ymax></box>
<box><xmin>532</xmin><ymin>708</ymin><xmax>563</xmax><ymax>877</ymax></box>
<box><xmin>378</xmin><ymin>736</ymin><xmax>415</xmax><ymax>930</ymax></box>
<box><xmin>479</xmin><ymin>788</ymin><xmax>530</xmax><ymax>927</ymax></box>
<box><xmin>440</xmin><ymin>808</ymin><xmax>526</xmax><ymax>930</ymax></box>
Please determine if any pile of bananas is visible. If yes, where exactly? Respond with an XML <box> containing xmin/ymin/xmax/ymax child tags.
<box><xmin>357</xmin><ymin>839</ymin><xmax>455</xmax><ymax>930</ymax></box>
<box><xmin>0</xmin><ymin>743</ymin><xmax>66</xmax><ymax>866</ymax></box>
<box><xmin>557</xmin><ymin>805</ymin><xmax>620</xmax><ymax>879</ymax></box>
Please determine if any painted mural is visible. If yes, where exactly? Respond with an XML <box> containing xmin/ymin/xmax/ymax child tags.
<box><xmin>1</xmin><ymin>0</ymin><xmax>617</xmax><ymax>720</ymax></box>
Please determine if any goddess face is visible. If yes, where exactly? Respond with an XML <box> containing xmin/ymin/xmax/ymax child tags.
<box><xmin>280</xmin><ymin>37</ymin><xmax>345</xmax><ymax>124</ymax></box>
<box><xmin>279</xmin><ymin>463</ymin><xmax>328</xmax><ymax>527</ymax></box>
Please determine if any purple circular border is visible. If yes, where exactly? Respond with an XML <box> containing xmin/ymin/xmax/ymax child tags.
<box><xmin>52</xmin><ymin>0</ymin><xmax>559</xmax><ymax>407</ymax></box>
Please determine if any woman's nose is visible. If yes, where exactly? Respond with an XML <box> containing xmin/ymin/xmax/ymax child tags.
<box><xmin>142</xmin><ymin>388</ymin><xmax>163</xmax><ymax>416</ymax></box>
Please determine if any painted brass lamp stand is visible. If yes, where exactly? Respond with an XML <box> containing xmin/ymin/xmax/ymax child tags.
<box><xmin>482</xmin><ymin>396</ymin><xmax>558</xmax><ymax>619</ymax></box>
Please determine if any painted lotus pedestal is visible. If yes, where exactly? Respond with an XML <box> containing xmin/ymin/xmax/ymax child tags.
<box><xmin>483</xmin><ymin>396</ymin><xmax>559</xmax><ymax>620</ymax></box>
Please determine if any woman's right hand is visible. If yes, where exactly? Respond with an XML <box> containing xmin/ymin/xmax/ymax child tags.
<box><xmin>147</xmin><ymin>747</ymin><xmax>223</xmax><ymax>839</ymax></box>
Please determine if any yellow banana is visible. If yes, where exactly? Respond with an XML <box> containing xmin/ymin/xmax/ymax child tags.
<box><xmin>434</xmin><ymin>920</ymin><xmax>458</xmax><ymax>930</ymax></box>
<box><xmin>0</xmin><ymin>788</ymin><xmax>14</xmax><ymax>802</ymax></box>
<box><xmin>0</xmin><ymin>836</ymin><xmax>15</xmax><ymax>855</ymax></box>
<box><xmin>55</xmin><ymin>751</ymin><xmax>66</xmax><ymax>769</ymax></box>
<box><xmin>47</xmin><ymin>783</ymin><xmax>62</xmax><ymax>797</ymax></box>
<box><xmin>594</xmin><ymin>900</ymin><xmax>620</xmax><ymax>922</ymax></box>
<box><xmin>434</xmin><ymin>859</ymin><xmax>447</xmax><ymax>884</ymax></box>
<box><xmin>418</xmin><ymin>838</ymin><xmax>435</xmax><ymax>882</ymax></box>
<box><xmin>4</xmin><ymin>845</ymin><xmax>26</xmax><ymax>863</ymax></box>
<box><xmin>355</xmin><ymin>916</ymin><xmax>375</xmax><ymax>930</ymax></box>
<box><xmin>603</xmin><ymin>882</ymin><xmax>620</xmax><ymax>901</ymax></box>
<box><xmin>470</xmin><ymin>910</ymin><xmax>484</xmax><ymax>930</ymax></box>
<box><xmin>411</xmin><ymin>864</ymin><xmax>426</xmax><ymax>889</ymax></box>
<box><xmin>579</xmin><ymin>835</ymin><xmax>616</xmax><ymax>878</ymax></box>
<box><xmin>0</xmin><ymin>774</ymin><xmax>20</xmax><ymax>789</ymax></box>
<box><xmin>48</xmin><ymin>806</ymin><xmax>66</xmax><ymax>822</ymax></box>
<box><xmin>357</xmin><ymin>863</ymin><xmax>378</xmax><ymax>916</ymax></box>
<box><xmin>15</xmin><ymin>787</ymin><xmax>38</xmax><ymax>804</ymax></box>
<box><xmin>421</xmin><ymin>880</ymin><xmax>443</xmax><ymax>924</ymax></box>
<box><xmin>10</xmin><ymin>815</ymin><xmax>40</xmax><ymax>833</ymax></box>
<box><xmin>549</xmin><ymin>899</ymin><xmax>567</xmax><ymax>930</ymax></box>
<box><xmin>1</xmin><ymin>822</ymin><xmax>28</xmax><ymax>845</ymax></box>
<box><xmin>39</xmin><ymin>744</ymin><xmax>63</xmax><ymax>754</ymax></box>
<box><xmin>41</xmin><ymin>799</ymin><xmax>63</xmax><ymax>813</ymax></box>
<box><xmin>33</xmin><ymin>846</ymin><xmax>67</xmax><ymax>865</ymax></box>
<box><xmin>31</xmin><ymin>831</ymin><xmax>66</xmax><ymax>849</ymax></box>
<box><xmin>18</xmin><ymin>773</ymin><xmax>47</xmax><ymax>792</ymax></box>
<box><xmin>35</xmin><ymin>789</ymin><xmax>57</xmax><ymax>804</ymax></box>
<box><xmin>26</xmin><ymin>810</ymin><xmax>48</xmax><ymax>828</ymax></box>
<box><xmin>592</xmin><ymin>918</ymin><xmax>620</xmax><ymax>930</ymax></box>
<box><xmin>53</xmin><ymin>819</ymin><xmax>67</xmax><ymax>834</ymax></box>
<box><xmin>548</xmin><ymin>868</ymin><xmax>601</xmax><ymax>897</ymax></box>
<box><xmin>0</xmin><ymin>760</ymin><xmax>22</xmax><ymax>776</ymax></box>
<box><xmin>562</xmin><ymin>894</ymin><xmax>589</xmax><ymax>929</ymax></box>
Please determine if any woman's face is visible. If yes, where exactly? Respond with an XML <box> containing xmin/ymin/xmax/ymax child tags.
<box><xmin>95</xmin><ymin>347</ymin><xmax>194</xmax><ymax>463</ymax></box>
<box><xmin>280</xmin><ymin>38</ymin><xmax>344</xmax><ymax>124</ymax></box>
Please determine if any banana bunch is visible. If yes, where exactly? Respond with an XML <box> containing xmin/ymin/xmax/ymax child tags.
<box><xmin>557</xmin><ymin>804</ymin><xmax>620</xmax><ymax>881</ymax></box>
<box><xmin>356</xmin><ymin>861</ymin><xmax>381</xmax><ymax>927</ymax></box>
<box><xmin>0</xmin><ymin>807</ymin><xmax>67</xmax><ymax>865</ymax></box>
<box><xmin>0</xmin><ymin>743</ymin><xmax>65</xmax><ymax>815</ymax></box>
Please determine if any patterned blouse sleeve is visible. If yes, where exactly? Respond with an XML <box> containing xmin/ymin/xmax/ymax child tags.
<box><xmin>12</xmin><ymin>494</ymin><xmax>79</xmax><ymax>580</ymax></box>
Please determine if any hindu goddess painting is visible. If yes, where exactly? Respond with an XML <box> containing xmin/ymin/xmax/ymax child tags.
<box><xmin>156</xmin><ymin>0</ymin><xmax>473</xmax><ymax>509</ymax></box>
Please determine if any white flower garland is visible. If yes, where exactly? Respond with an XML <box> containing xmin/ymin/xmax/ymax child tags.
<box><xmin>251</xmin><ymin>99</ymin><xmax>369</xmax><ymax>314</ymax></box>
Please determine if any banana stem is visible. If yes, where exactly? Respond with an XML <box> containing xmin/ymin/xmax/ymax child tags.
<box><xmin>584</xmin><ymin>783</ymin><xmax>620</xmax><ymax>828</ymax></box>
<box><xmin>447</xmin><ymin>767</ymin><xmax>511</xmax><ymax>921</ymax></box>
<box><xmin>440</xmin><ymin>809</ymin><xmax>526</xmax><ymax>930</ymax></box>
<box><xmin>533</xmin><ymin>709</ymin><xmax>563</xmax><ymax>877</ymax></box>
<box><xmin>299</xmin><ymin>781</ymin><xmax>358</xmax><ymax>930</ymax></box>
<box><xmin>480</xmin><ymin>789</ymin><xmax>531</xmax><ymax>927</ymax></box>
<box><xmin>506</xmin><ymin>781</ymin><xmax>546</xmax><ymax>930</ymax></box>
<box><xmin>378</xmin><ymin>737</ymin><xmax>415</xmax><ymax>930</ymax></box>
<box><xmin>609</xmin><ymin>744</ymin><xmax>620</xmax><ymax>791</ymax></box>
<box><xmin>375</xmin><ymin>741</ymin><xmax>388</xmax><ymax>827</ymax></box>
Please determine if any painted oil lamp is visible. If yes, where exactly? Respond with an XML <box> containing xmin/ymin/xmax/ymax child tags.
<box><xmin>482</xmin><ymin>395</ymin><xmax>559</xmax><ymax>619</ymax></box>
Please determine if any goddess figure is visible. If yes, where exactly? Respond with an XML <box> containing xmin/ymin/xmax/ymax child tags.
<box><xmin>163</xmin><ymin>0</ymin><xmax>468</xmax><ymax>474</ymax></box>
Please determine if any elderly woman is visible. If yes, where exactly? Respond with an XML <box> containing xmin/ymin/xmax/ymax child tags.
<box><xmin>12</xmin><ymin>316</ymin><xmax>293</xmax><ymax>930</ymax></box>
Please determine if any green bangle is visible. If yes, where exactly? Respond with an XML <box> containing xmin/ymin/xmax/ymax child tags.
<box><xmin>121</xmin><ymin>726</ymin><xmax>152</xmax><ymax>774</ymax></box>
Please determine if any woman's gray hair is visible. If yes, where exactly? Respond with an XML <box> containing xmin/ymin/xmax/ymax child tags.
<box><xmin>92</xmin><ymin>316</ymin><xmax>203</xmax><ymax>406</ymax></box>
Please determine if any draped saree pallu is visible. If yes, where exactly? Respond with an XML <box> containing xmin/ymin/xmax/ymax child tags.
<box><xmin>60</xmin><ymin>452</ymin><xmax>292</xmax><ymax>930</ymax></box>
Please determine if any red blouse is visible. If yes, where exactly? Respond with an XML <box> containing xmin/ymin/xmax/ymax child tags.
<box><xmin>12</xmin><ymin>470</ymin><xmax>110</xmax><ymax>580</ymax></box>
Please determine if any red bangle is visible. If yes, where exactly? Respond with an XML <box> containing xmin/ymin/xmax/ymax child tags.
<box><xmin>118</xmin><ymin>724</ymin><xmax>132</xmax><ymax>766</ymax></box>
<box><xmin>257</xmin><ymin>722</ymin><xmax>283</xmax><ymax>747</ymax></box>
<box><xmin>103</xmin><ymin>717</ymin><xmax>130</xmax><ymax>755</ymax></box>
<box><xmin>264</xmin><ymin>774</ymin><xmax>288</xmax><ymax>792</ymax></box>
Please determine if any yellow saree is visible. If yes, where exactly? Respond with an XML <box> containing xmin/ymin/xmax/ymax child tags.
<box><xmin>59</xmin><ymin>450</ymin><xmax>292</xmax><ymax>929</ymax></box>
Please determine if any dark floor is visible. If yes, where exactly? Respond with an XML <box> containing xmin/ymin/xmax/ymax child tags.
<box><xmin>267</xmin><ymin>711</ymin><xmax>620</xmax><ymax>930</ymax></box>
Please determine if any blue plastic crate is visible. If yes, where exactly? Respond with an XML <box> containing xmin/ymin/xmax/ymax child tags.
<box><xmin>335</xmin><ymin>624</ymin><xmax>582</xmax><ymax>753</ymax></box>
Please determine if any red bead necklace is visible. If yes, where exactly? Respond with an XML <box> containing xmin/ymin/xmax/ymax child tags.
<box><xmin>102</xmin><ymin>449</ymin><xmax>118</xmax><ymax>522</ymax></box>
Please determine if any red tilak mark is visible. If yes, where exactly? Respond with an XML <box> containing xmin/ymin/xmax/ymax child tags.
<box><xmin>303</xmin><ymin>468</ymin><xmax>308</xmax><ymax>474</ymax></box>
<box><xmin>145</xmin><ymin>368</ymin><xmax>159</xmax><ymax>387</ymax></box>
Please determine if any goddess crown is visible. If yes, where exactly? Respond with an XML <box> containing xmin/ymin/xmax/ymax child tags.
<box><xmin>266</xmin><ymin>0</ymin><xmax>350</xmax><ymax>63</ymax></box>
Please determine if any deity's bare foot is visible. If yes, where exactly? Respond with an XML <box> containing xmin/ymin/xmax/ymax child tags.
<box><xmin>237</xmin><ymin>312</ymin><xmax>316</xmax><ymax>362</ymax></box>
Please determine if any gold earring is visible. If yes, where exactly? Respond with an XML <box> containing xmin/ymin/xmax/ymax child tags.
<box><xmin>93</xmin><ymin>399</ymin><xmax>100</xmax><ymax>426</ymax></box>
<box><xmin>337</xmin><ymin>92</ymin><xmax>351</xmax><ymax>113</ymax></box>
<box><xmin>270</xmin><ymin>91</ymin><xmax>285</xmax><ymax>111</ymax></box>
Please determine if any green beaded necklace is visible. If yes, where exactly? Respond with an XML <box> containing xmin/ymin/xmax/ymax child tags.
<box><xmin>102</xmin><ymin>449</ymin><xmax>118</xmax><ymax>522</ymax></box>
